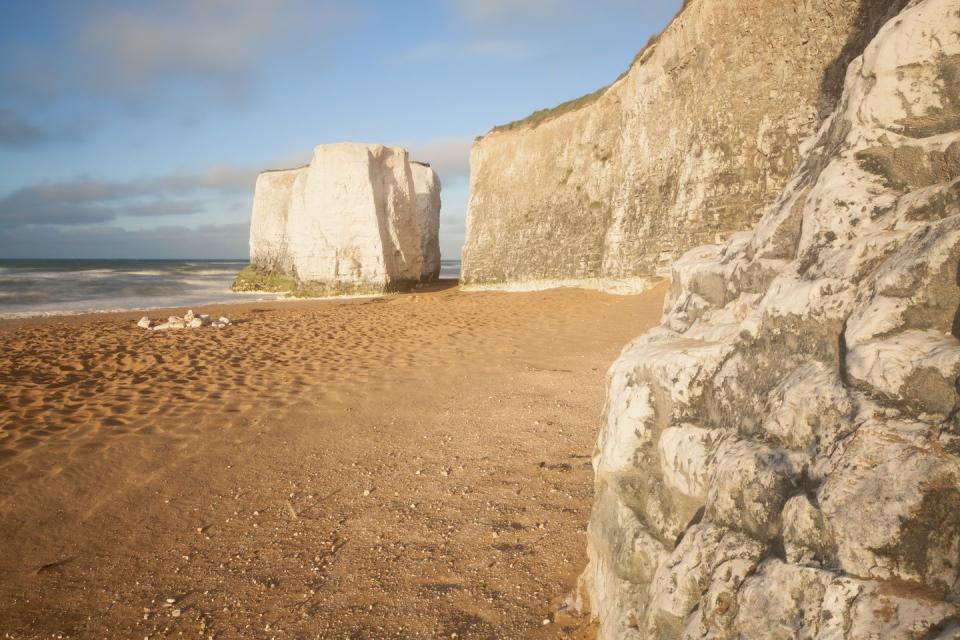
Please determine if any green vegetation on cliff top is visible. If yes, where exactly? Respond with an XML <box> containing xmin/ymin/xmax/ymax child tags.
<box><xmin>487</xmin><ymin>0</ymin><xmax>694</xmax><ymax>135</ymax></box>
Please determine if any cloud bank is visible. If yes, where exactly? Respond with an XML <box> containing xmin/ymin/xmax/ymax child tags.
<box><xmin>0</xmin><ymin>107</ymin><xmax>47</xmax><ymax>149</ymax></box>
<box><xmin>0</xmin><ymin>223</ymin><xmax>249</xmax><ymax>260</ymax></box>
<box><xmin>0</xmin><ymin>166</ymin><xmax>256</xmax><ymax>227</ymax></box>
<box><xmin>1</xmin><ymin>0</ymin><xmax>345</xmax><ymax>109</ymax></box>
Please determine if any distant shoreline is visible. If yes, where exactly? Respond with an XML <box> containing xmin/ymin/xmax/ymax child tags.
<box><xmin>0</xmin><ymin>259</ymin><xmax>462</xmax><ymax>319</ymax></box>
<box><xmin>0</xmin><ymin>279</ymin><xmax>462</xmax><ymax>322</ymax></box>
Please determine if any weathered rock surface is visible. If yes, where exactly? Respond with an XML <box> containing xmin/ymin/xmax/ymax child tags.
<box><xmin>411</xmin><ymin>161</ymin><xmax>442</xmax><ymax>283</ymax></box>
<box><xmin>249</xmin><ymin>167</ymin><xmax>302</xmax><ymax>275</ymax></box>
<box><xmin>461</xmin><ymin>0</ymin><xmax>909</xmax><ymax>291</ymax></box>
<box><xmin>582</xmin><ymin>1</ymin><xmax>960</xmax><ymax>637</ymax></box>
<box><xmin>243</xmin><ymin>143</ymin><xmax>441</xmax><ymax>295</ymax></box>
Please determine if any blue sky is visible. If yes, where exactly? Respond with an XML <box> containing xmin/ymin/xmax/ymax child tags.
<box><xmin>0</xmin><ymin>0</ymin><xmax>682</xmax><ymax>260</ymax></box>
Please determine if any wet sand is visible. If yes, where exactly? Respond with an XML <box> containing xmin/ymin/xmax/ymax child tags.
<box><xmin>0</xmin><ymin>281</ymin><xmax>667</xmax><ymax>639</ymax></box>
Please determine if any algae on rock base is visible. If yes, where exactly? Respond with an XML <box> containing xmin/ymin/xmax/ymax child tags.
<box><xmin>231</xmin><ymin>265</ymin><xmax>416</xmax><ymax>299</ymax></box>
<box><xmin>231</xmin><ymin>266</ymin><xmax>296</xmax><ymax>294</ymax></box>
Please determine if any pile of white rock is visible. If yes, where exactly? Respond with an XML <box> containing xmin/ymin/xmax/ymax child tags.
<box><xmin>136</xmin><ymin>310</ymin><xmax>231</xmax><ymax>331</ymax></box>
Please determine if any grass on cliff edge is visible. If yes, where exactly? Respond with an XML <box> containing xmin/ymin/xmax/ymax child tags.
<box><xmin>489</xmin><ymin>86</ymin><xmax>610</xmax><ymax>135</ymax></box>
<box><xmin>488</xmin><ymin>0</ymin><xmax>695</xmax><ymax>135</ymax></box>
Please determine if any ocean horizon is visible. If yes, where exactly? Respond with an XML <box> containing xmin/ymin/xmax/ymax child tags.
<box><xmin>0</xmin><ymin>258</ymin><xmax>462</xmax><ymax>318</ymax></box>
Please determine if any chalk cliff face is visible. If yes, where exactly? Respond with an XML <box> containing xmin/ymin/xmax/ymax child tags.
<box><xmin>411</xmin><ymin>161</ymin><xmax>442</xmax><ymax>282</ymax></box>
<box><xmin>461</xmin><ymin>0</ymin><xmax>908</xmax><ymax>291</ymax></box>
<box><xmin>244</xmin><ymin>143</ymin><xmax>441</xmax><ymax>294</ymax></box>
<box><xmin>582</xmin><ymin>0</ymin><xmax>960</xmax><ymax>636</ymax></box>
<box><xmin>249</xmin><ymin>167</ymin><xmax>301</xmax><ymax>274</ymax></box>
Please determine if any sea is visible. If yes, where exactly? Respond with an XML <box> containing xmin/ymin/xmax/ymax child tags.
<box><xmin>0</xmin><ymin>259</ymin><xmax>463</xmax><ymax>319</ymax></box>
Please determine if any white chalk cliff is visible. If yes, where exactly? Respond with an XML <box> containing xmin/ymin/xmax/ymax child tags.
<box><xmin>412</xmin><ymin>161</ymin><xmax>442</xmax><ymax>282</ymax></box>
<box><xmin>582</xmin><ymin>0</ymin><xmax>960</xmax><ymax>636</ymax></box>
<box><xmin>245</xmin><ymin>143</ymin><xmax>441</xmax><ymax>294</ymax></box>
<box><xmin>461</xmin><ymin>0</ymin><xmax>909</xmax><ymax>292</ymax></box>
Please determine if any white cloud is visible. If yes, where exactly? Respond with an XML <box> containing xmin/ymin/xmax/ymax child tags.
<box><xmin>0</xmin><ymin>223</ymin><xmax>249</xmax><ymax>259</ymax></box>
<box><xmin>152</xmin><ymin>165</ymin><xmax>260</xmax><ymax>194</ymax></box>
<box><xmin>450</xmin><ymin>0</ymin><xmax>574</xmax><ymax>22</ymax></box>
<box><xmin>408</xmin><ymin>137</ymin><xmax>473</xmax><ymax>183</ymax></box>
<box><xmin>76</xmin><ymin>0</ymin><xmax>344</xmax><ymax>100</ymax></box>
<box><xmin>401</xmin><ymin>40</ymin><xmax>534</xmax><ymax>62</ymax></box>
<box><xmin>0</xmin><ymin>107</ymin><xmax>46</xmax><ymax>148</ymax></box>
<box><xmin>0</xmin><ymin>165</ymin><xmax>258</xmax><ymax>227</ymax></box>
<box><xmin>2</xmin><ymin>0</ymin><xmax>348</xmax><ymax>106</ymax></box>
<box><xmin>447</xmin><ymin>0</ymin><xmax>682</xmax><ymax>26</ymax></box>
<box><xmin>437</xmin><ymin>178</ymin><xmax>470</xmax><ymax>260</ymax></box>
<box><xmin>403</xmin><ymin>137</ymin><xmax>473</xmax><ymax>259</ymax></box>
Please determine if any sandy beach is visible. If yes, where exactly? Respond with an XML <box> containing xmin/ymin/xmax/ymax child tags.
<box><xmin>0</xmin><ymin>281</ymin><xmax>667</xmax><ymax>639</ymax></box>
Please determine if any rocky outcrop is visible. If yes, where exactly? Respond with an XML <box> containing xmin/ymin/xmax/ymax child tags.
<box><xmin>581</xmin><ymin>0</ymin><xmax>960</xmax><ymax>636</ymax></box>
<box><xmin>412</xmin><ymin>161</ymin><xmax>442</xmax><ymax>282</ymax></box>
<box><xmin>241</xmin><ymin>143</ymin><xmax>441</xmax><ymax>295</ymax></box>
<box><xmin>248</xmin><ymin>167</ymin><xmax>301</xmax><ymax>275</ymax></box>
<box><xmin>461</xmin><ymin>0</ymin><xmax>909</xmax><ymax>291</ymax></box>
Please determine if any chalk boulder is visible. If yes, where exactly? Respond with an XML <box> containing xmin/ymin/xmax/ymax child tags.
<box><xmin>581</xmin><ymin>0</ymin><xmax>960</xmax><ymax>636</ymax></box>
<box><xmin>240</xmin><ymin>143</ymin><xmax>442</xmax><ymax>296</ymax></box>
